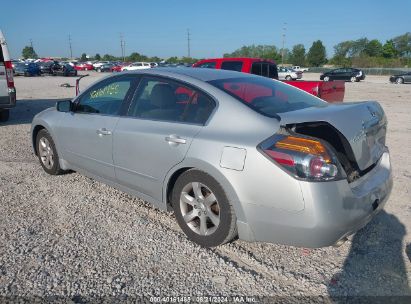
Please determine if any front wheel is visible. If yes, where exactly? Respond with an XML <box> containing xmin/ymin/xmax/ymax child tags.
<box><xmin>350</xmin><ymin>76</ymin><xmax>357</xmax><ymax>82</ymax></box>
<box><xmin>396</xmin><ymin>77</ymin><xmax>404</xmax><ymax>84</ymax></box>
<box><xmin>172</xmin><ymin>170</ymin><xmax>237</xmax><ymax>247</ymax></box>
<box><xmin>285</xmin><ymin>75</ymin><xmax>292</xmax><ymax>81</ymax></box>
<box><xmin>36</xmin><ymin>129</ymin><xmax>65</xmax><ymax>175</ymax></box>
<box><xmin>323</xmin><ymin>76</ymin><xmax>330</xmax><ymax>81</ymax></box>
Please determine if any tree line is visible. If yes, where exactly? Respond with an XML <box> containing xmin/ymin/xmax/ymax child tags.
<box><xmin>224</xmin><ymin>32</ymin><xmax>411</xmax><ymax>68</ymax></box>
<box><xmin>21</xmin><ymin>32</ymin><xmax>411</xmax><ymax>68</ymax></box>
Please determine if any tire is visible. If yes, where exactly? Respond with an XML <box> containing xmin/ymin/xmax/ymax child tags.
<box><xmin>350</xmin><ymin>76</ymin><xmax>356</xmax><ymax>82</ymax></box>
<box><xmin>285</xmin><ymin>75</ymin><xmax>292</xmax><ymax>81</ymax></box>
<box><xmin>36</xmin><ymin>129</ymin><xmax>65</xmax><ymax>175</ymax></box>
<box><xmin>396</xmin><ymin>77</ymin><xmax>404</xmax><ymax>84</ymax></box>
<box><xmin>0</xmin><ymin>109</ymin><xmax>10</xmax><ymax>122</ymax></box>
<box><xmin>172</xmin><ymin>169</ymin><xmax>237</xmax><ymax>247</ymax></box>
<box><xmin>323</xmin><ymin>76</ymin><xmax>330</xmax><ymax>82</ymax></box>
<box><xmin>97</xmin><ymin>68</ymin><xmax>101</xmax><ymax>73</ymax></box>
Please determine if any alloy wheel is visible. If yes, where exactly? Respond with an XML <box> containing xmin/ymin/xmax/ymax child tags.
<box><xmin>179</xmin><ymin>182</ymin><xmax>220</xmax><ymax>236</ymax></box>
<box><xmin>38</xmin><ymin>137</ymin><xmax>54</xmax><ymax>169</ymax></box>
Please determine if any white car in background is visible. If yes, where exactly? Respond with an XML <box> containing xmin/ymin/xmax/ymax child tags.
<box><xmin>0</xmin><ymin>30</ymin><xmax>16</xmax><ymax>122</ymax></box>
<box><xmin>292</xmin><ymin>66</ymin><xmax>309</xmax><ymax>72</ymax></box>
<box><xmin>93</xmin><ymin>61</ymin><xmax>110</xmax><ymax>69</ymax></box>
<box><xmin>121</xmin><ymin>62</ymin><xmax>151</xmax><ymax>71</ymax></box>
<box><xmin>278</xmin><ymin>67</ymin><xmax>302</xmax><ymax>81</ymax></box>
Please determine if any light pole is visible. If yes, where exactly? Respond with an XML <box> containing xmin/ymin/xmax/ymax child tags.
<box><xmin>68</xmin><ymin>34</ymin><xmax>73</xmax><ymax>59</ymax></box>
<box><xmin>187</xmin><ymin>28</ymin><xmax>191</xmax><ymax>58</ymax></box>
<box><xmin>281</xmin><ymin>23</ymin><xmax>287</xmax><ymax>65</ymax></box>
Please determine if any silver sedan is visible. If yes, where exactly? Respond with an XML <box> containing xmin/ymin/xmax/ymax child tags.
<box><xmin>31</xmin><ymin>68</ymin><xmax>392</xmax><ymax>247</ymax></box>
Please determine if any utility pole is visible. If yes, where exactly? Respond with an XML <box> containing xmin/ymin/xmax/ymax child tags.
<box><xmin>120</xmin><ymin>33</ymin><xmax>125</xmax><ymax>61</ymax></box>
<box><xmin>187</xmin><ymin>28</ymin><xmax>191</xmax><ymax>58</ymax></box>
<box><xmin>123</xmin><ymin>40</ymin><xmax>126</xmax><ymax>61</ymax></box>
<box><xmin>281</xmin><ymin>22</ymin><xmax>287</xmax><ymax>66</ymax></box>
<box><xmin>68</xmin><ymin>34</ymin><xmax>73</xmax><ymax>59</ymax></box>
<box><xmin>30</xmin><ymin>39</ymin><xmax>33</xmax><ymax>48</ymax></box>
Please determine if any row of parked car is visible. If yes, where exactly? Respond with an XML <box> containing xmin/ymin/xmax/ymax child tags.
<box><xmin>11</xmin><ymin>57</ymin><xmax>411</xmax><ymax>85</ymax></box>
<box><xmin>12</xmin><ymin>61</ymin><xmax>78</xmax><ymax>77</ymax></box>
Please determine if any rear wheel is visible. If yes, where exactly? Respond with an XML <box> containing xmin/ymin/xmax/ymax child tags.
<box><xmin>0</xmin><ymin>109</ymin><xmax>10</xmax><ymax>122</ymax></box>
<box><xmin>323</xmin><ymin>76</ymin><xmax>330</xmax><ymax>81</ymax></box>
<box><xmin>285</xmin><ymin>75</ymin><xmax>292</xmax><ymax>81</ymax></box>
<box><xmin>172</xmin><ymin>169</ymin><xmax>237</xmax><ymax>247</ymax></box>
<box><xmin>36</xmin><ymin>129</ymin><xmax>65</xmax><ymax>175</ymax></box>
<box><xmin>396</xmin><ymin>77</ymin><xmax>404</xmax><ymax>84</ymax></box>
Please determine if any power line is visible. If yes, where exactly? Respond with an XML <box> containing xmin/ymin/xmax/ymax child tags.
<box><xmin>187</xmin><ymin>29</ymin><xmax>191</xmax><ymax>58</ymax></box>
<box><xmin>68</xmin><ymin>34</ymin><xmax>73</xmax><ymax>59</ymax></box>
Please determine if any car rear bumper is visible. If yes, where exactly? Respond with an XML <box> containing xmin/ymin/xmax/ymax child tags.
<box><xmin>239</xmin><ymin>151</ymin><xmax>392</xmax><ymax>247</ymax></box>
<box><xmin>0</xmin><ymin>89</ymin><xmax>16</xmax><ymax>109</ymax></box>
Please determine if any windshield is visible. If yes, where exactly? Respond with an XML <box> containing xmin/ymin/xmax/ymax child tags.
<box><xmin>208</xmin><ymin>76</ymin><xmax>327</xmax><ymax>117</ymax></box>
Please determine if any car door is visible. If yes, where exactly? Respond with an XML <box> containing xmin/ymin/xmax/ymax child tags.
<box><xmin>56</xmin><ymin>75</ymin><xmax>137</xmax><ymax>181</ymax></box>
<box><xmin>405</xmin><ymin>72</ymin><xmax>411</xmax><ymax>83</ymax></box>
<box><xmin>113</xmin><ymin>76</ymin><xmax>216</xmax><ymax>202</ymax></box>
<box><xmin>331</xmin><ymin>69</ymin><xmax>342</xmax><ymax>80</ymax></box>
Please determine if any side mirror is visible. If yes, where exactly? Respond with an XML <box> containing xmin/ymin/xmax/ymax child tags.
<box><xmin>56</xmin><ymin>99</ymin><xmax>72</xmax><ymax>112</ymax></box>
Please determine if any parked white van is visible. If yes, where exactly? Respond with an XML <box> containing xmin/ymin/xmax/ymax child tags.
<box><xmin>0</xmin><ymin>30</ymin><xmax>16</xmax><ymax>122</ymax></box>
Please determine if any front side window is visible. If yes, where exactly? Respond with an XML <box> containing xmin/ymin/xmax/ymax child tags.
<box><xmin>127</xmin><ymin>77</ymin><xmax>215</xmax><ymax>124</ymax></box>
<box><xmin>208</xmin><ymin>76</ymin><xmax>326</xmax><ymax>117</ymax></box>
<box><xmin>75</xmin><ymin>76</ymin><xmax>135</xmax><ymax>115</ymax></box>
<box><xmin>221</xmin><ymin>61</ymin><xmax>243</xmax><ymax>72</ymax></box>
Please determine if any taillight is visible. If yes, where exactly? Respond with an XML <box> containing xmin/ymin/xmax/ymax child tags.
<box><xmin>260</xmin><ymin>134</ymin><xmax>341</xmax><ymax>181</ymax></box>
<box><xmin>4</xmin><ymin>61</ymin><xmax>14</xmax><ymax>89</ymax></box>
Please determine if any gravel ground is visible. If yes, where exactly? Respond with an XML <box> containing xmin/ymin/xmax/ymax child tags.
<box><xmin>0</xmin><ymin>72</ymin><xmax>410</xmax><ymax>301</ymax></box>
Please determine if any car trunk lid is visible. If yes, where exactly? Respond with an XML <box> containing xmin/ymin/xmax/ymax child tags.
<box><xmin>278</xmin><ymin>101</ymin><xmax>387</xmax><ymax>172</ymax></box>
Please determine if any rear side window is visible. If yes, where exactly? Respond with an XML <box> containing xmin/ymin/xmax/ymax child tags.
<box><xmin>208</xmin><ymin>76</ymin><xmax>326</xmax><ymax>116</ymax></box>
<box><xmin>0</xmin><ymin>46</ymin><xmax>4</xmax><ymax>63</ymax></box>
<box><xmin>127</xmin><ymin>77</ymin><xmax>215</xmax><ymax>125</ymax></box>
<box><xmin>221</xmin><ymin>61</ymin><xmax>243</xmax><ymax>72</ymax></box>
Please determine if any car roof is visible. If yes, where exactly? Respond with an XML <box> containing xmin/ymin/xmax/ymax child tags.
<box><xmin>124</xmin><ymin>67</ymin><xmax>251</xmax><ymax>82</ymax></box>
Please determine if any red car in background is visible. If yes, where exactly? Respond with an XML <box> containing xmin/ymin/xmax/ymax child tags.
<box><xmin>74</xmin><ymin>63</ymin><xmax>94</xmax><ymax>71</ymax></box>
<box><xmin>193</xmin><ymin>58</ymin><xmax>345</xmax><ymax>102</ymax></box>
<box><xmin>111</xmin><ymin>62</ymin><xmax>130</xmax><ymax>72</ymax></box>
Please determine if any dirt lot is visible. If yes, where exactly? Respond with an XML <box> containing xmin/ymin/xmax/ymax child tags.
<box><xmin>0</xmin><ymin>72</ymin><xmax>410</xmax><ymax>300</ymax></box>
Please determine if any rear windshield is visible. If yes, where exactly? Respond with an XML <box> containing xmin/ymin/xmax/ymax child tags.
<box><xmin>208</xmin><ymin>76</ymin><xmax>327</xmax><ymax>117</ymax></box>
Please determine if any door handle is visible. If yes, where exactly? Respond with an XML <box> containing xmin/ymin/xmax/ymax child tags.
<box><xmin>165</xmin><ymin>135</ymin><xmax>186</xmax><ymax>145</ymax></box>
<box><xmin>96</xmin><ymin>128</ymin><xmax>112</xmax><ymax>136</ymax></box>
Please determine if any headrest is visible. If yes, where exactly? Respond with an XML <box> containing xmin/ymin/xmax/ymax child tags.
<box><xmin>150</xmin><ymin>83</ymin><xmax>176</xmax><ymax>108</ymax></box>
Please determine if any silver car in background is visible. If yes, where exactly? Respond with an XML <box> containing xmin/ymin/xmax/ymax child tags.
<box><xmin>277</xmin><ymin>66</ymin><xmax>303</xmax><ymax>80</ymax></box>
<box><xmin>31</xmin><ymin>68</ymin><xmax>392</xmax><ymax>247</ymax></box>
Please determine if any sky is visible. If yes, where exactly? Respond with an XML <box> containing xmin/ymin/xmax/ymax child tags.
<box><xmin>2</xmin><ymin>0</ymin><xmax>410</xmax><ymax>60</ymax></box>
